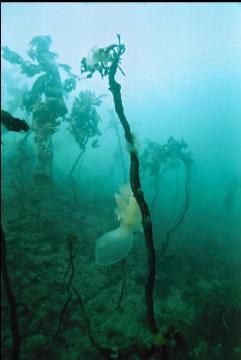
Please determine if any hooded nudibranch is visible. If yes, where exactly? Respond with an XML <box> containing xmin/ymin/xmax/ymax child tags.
<box><xmin>95</xmin><ymin>185</ymin><xmax>142</xmax><ymax>266</ymax></box>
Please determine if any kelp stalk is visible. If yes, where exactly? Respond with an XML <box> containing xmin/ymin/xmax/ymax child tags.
<box><xmin>1</xmin><ymin>225</ymin><xmax>21</xmax><ymax>360</ymax></box>
<box><xmin>118</xmin><ymin>260</ymin><xmax>127</xmax><ymax>311</ymax></box>
<box><xmin>108</xmin><ymin>48</ymin><xmax>157</xmax><ymax>333</ymax></box>
<box><xmin>162</xmin><ymin>160</ymin><xmax>191</xmax><ymax>254</ymax></box>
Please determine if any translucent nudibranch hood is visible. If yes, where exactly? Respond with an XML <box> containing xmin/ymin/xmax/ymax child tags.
<box><xmin>95</xmin><ymin>185</ymin><xmax>142</xmax><ymax>266</ymax></box>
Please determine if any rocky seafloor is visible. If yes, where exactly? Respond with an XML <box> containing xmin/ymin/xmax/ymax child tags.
<box><xmin>1</xmin><ymin>179</ymin><xmax>241</xmax><ymax>360</ymax></box>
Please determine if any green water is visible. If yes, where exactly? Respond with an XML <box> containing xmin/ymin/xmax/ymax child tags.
<box><xmin>1</xmin><ymin>3</ymin><xmax>241</xmax><ymax>360</ymax></box>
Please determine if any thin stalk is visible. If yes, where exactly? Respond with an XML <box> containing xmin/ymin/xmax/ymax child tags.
<box><xmin>162</xmin><ymin>163</ymin><xmax>191</xmax><ymax>254</ymax></box>
<box><xmin>68</xmin><ymin>149</ymin><xmax>85</xmax><ymax>178</ymax></box>
<box><xmin>118</xmin><ymin>260</ymin><xmax>127</xmax><ymax>311</ymax></box>
<box><xmin>108</xmin><ymin>52</ymin><xmax>157</xmax><ymax>334</ymax></box>
<box><xmin>1</xmin><ymin>225</ymin><xmax>21</xmax><ymax>360</ymax></box>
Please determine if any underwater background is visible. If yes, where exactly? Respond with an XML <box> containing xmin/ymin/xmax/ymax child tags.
<box><xmin>1</xmin><ymin>2</ymin><xmax>241</xmax><ymax>360</ymax></box>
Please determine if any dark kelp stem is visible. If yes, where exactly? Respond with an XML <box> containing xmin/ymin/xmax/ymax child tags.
<box><xmin>108</xmin><ymin>54</ymin><xmax>158</xmax><ymax>333</ymax></box>
<box><xmin>151</xmin><ymin>174</ymin><xmax>160</xmax><ymax>212</ymax></box>
<box><xmin>69</xmin><ymin>149</ymin><xmax>85</xmax><ymax>221</ymax></box>
<box><xmin>72</xmin><ymin>287</ymin><xmax>99</xmax><ymax>351</ymax></box>
<box><xmin>53</xmin><ymin>238</ymin><xmax>75</xmax><ymax>341</ymax></box>
<box><xmin>162</xmin><ymin>162</ymin><xmax>191</xmax><ymax>254</ymax></box>
<box><xmin>1</xmin><ymin>225</ymin><xmax>21</xmax><ymax>360</ymax></box>
<box><xmin>118</xmin><ymin>260</ymin><xmax>127</xmax><ymax>312</ymax></box>
<box><xmin>68</xmin><ymin>149</ymin><xmax>85</xmax><ymax>178</ymax></box>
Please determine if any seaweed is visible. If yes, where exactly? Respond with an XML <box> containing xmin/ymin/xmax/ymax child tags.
<box><xmin>81</xmin><ymin>34</ymin><xmax>158</xmax><ymax>334</ymax></box>
<box><xmin>66</xmin><ymin>90</ymin><xmax>103</xmax><ymax>220</ymax></box>
<box><xmin>53</xmin><ymin>233</ymin><xmax>78</xmax><ymax>341</ymax></box>
<box><xmin>1</xmin><ymin>226</ymin><xmax>21</xmax><ymax>360</ymax></box>
<box><xmin>2</xmin><ymin>36</ymin><xmax>77</xmax><ymax>186</ymax></box>
<box><xmin>161</xmin><ymin>137</ymin><xmax>193</xmax><ymax>254</ymax></box>
<box><xmin>141</xmin><ymin>136</ymin><xmax>193</xmax><ymax>253</ymax></box>
<box><xmin>67</xmin><ymin>90</ymin><xmax>103</xmax><ymax>176</ymax></box>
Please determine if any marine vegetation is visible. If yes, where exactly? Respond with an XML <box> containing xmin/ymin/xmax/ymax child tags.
<box><xmin>1</xmin><ymin>30</ymin><xmax>240</xmax><ymax>360</ymax></box>
<box><xmin>141</xmin><ymin>137</ymin><xmax>193</xmax><ymax>253</ymax></box>
<box><xmin>66</xmin><ymin>90</ymin><xmax>103</xmax><ymax>220</ymax></box>
<box><xmin>218</xmin><ymin>176</ymin><xmax>241</xmax><ymax>219</ymax></box>
<box><xmin>78</xmin><ymin>35</ymin><xmax>190</xmax><ymax>359</ymax></box>
<box><xmin>81</xmin><ymin>34</ymin><xmax>158</xmax><ymax>335</ymax></box>
<box><xmin>53</xmin><ymin>232</ymin><xmax>78</xmax><ymax>340</ymax></box>
<box><xmin>1</xmin><ymin>219</ymin><xmax>21</xmax><ymax>360</ymax></box>
<box><xmin>2</xmin><ymin>36</ymin><xmax>77</xmax><ymax>186</ymax></box>
<box><xmin>1</xmin><ymin>113</ymin><xmax>30</xmax><ymax>360</ymax></box>
<box><xmin>67</xmin><ymin>90</ymin><xmax>103</xmax><ymax>177</ymax></box>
